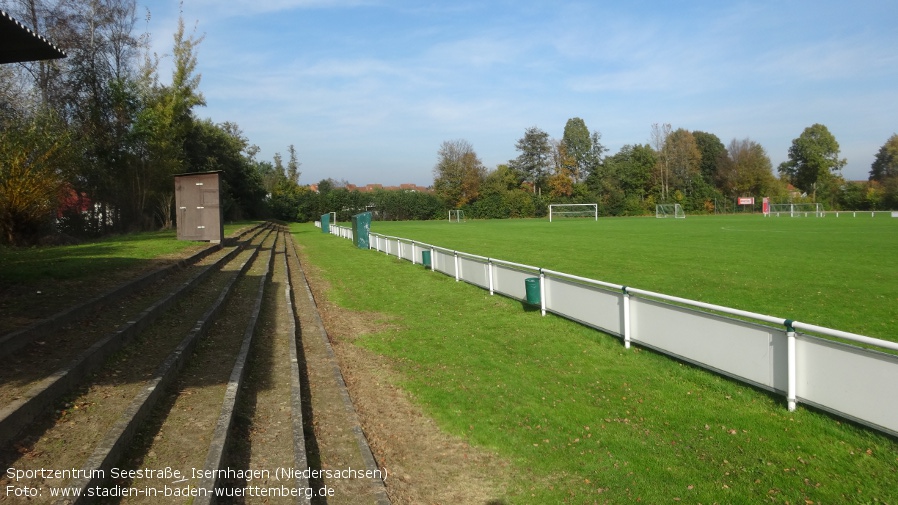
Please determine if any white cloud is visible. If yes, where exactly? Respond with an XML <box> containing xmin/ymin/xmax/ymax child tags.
<box><xmin>424</xmin><ymin>35</ymin><xmax>526</xmax><ymax>69</ymax></box>
<box><xmin>756</xmin><ymin>38</ymin><xmax>897</xmax><ymax>84</ymax></box>
<box><xmin>137</xmin><ymin>0</ymin><xmax>898</xmax><ymax>186</ymax></box>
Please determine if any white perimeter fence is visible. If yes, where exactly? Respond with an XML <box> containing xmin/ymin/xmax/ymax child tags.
<box><xmin>766</xmin><ymin>210</ymin><xmax>898</xmax><ymax>218</ymax></box>
<box><xmin>317</xmin><ymin>222</ymin><xmax>898</xmax><ymax>438</ymax></box>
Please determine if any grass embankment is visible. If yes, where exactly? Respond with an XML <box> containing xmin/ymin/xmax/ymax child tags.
<box><xmin>292</xmin><ymin>221</ymin><xmax>898</xmax><ymax>504</ymax></box>
<box><xmin>371</xmin><ymin>215</ymin><xmax>898</xmax><ymax>342</ymax></box>
<box><xmin>0</xmin><ymin>222</ymin><xmax>259</xmax><ymax>284</ymax></box>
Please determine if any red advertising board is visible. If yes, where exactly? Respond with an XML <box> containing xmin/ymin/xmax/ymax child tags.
<box><xmin>738</xmin><ymin>197</ymin><xmax>755</xmax><ymax>205</ymax></box>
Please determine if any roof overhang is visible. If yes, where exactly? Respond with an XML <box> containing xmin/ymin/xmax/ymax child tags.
<box><xmin>0</xmin><ymin>9</ymin><xmax>66</xmax><ymax>64</ymax></box>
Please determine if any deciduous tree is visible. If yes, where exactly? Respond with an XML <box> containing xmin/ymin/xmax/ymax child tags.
<box><xmin>869</xmin><ymin>134</ymin><xmax>898</xmax><ymax>209</ymax></box>
<box><xmin>185</xmin><ymin>119</ymin><xmax>267</xmax><ymax>220</ymax></box>
<box><xmin>717</xmin><ymin>138</ymin><xmax>777</xmax><ymax>200</ymax></box>
<box><xmin>604</xmin><ymin>144</ymin><xmax>656</xmax><ymax>215</ymax></box>
<box><xmin>666</xmin><ymin>128</ymin><xmax>702</xmax><ymax>194</ymax></box>
<box><xmin>692</xmin><ymin>131</ymin><xmax>727</xmax><ymax>186</ymax></box>
<box><xmin>585</xmin><ymin>131</ymin><xmax>608</xmax><ymax>177</ymax></box>
<box><xmin>562</xmin><ymin>117</ymin><xmax>591</xmax><ymax>182</ymax></box>
<box><xmin>777</xmin><ymin>123</ymin><xmax>846</xmax><ymax>202</ymax></box>
<box><xmin>0</xmin><ymin>111</ymin><xmax>76</xmax><ymax>244</ymax></box>
<box><xmin>432</xmin><ymin>139</ymin><xmax>485</xmax><ymax>208</ymax></box>
<box><xmin>869</xmin><ymin>134</ymin><xmax>898</xmax><ymax>182</ymax></box>
<box><xmin>509</xmin><ymin>126</ymin><xmax>552</xmax><ymax>194</ymax></box>
<box><xmin>548</xmin><ymin>139</ymin><xmax>576</xmax><ymax>198</ymax></box>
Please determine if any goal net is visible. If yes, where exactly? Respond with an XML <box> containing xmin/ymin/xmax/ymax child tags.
<box><xmin>767</xmin><ymin>203</ymin><xmax>823</xmax><ymax>217</ymax></box>
<box><xmin>449</xmin><ymin>209</ymin><xmax>466</xmax><ymax>222</ymax></box>
<box><xmin>549</xmin><ymin>203</ymin><xmax>598</xmax><ymax>222</ymax></box>
<box><xmin>656</xmin><ymin>204</ymin><xmax>685</xmax><ymax>219</ymax></box>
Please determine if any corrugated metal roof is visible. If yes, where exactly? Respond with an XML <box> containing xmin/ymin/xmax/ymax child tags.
<box><xmin>0</xmin><ymin>9</ymin><xmax>66</xmax><ymax>64</ymax></box>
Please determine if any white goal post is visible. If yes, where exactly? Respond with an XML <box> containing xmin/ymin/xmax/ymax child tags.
<box><xmin>656</xmin><ymin>203</ymin><xmax>685</xmax><ymax>219</ymax></box>
<box><xmin>766</xmin><ymin>203</ymin><xmax>824</xmax><ymax>217</ymax></box>
<box><xmin>448</xmin><ymin>209</ymin><xmax>466</xmax><ymax>222</ymax></box>
<box><xmin>548</xmin><ymin>203</ymin><xmax>598</xmax><ymax>222</ymax></box>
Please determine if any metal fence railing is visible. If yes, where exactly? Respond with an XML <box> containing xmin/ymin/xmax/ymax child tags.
<box><xmin>317</xmin><ymin>223</ymin><xmax>898</xmax><ymax>438</ymax></box>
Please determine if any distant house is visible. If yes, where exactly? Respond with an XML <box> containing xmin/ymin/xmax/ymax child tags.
<box><xmin>785</xmin><ymin>184</ymin><xmax>805</xmax><ymax>199</ymax></box>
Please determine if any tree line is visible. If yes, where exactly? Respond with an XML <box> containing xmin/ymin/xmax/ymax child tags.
<box><xmin>0</xmin><ymin>0</ymin><xmax>448</xmax><ymax>245</ymax></box>
<box><xmin>284</xmin><ymin>179</ymin><xmax>444</xmax><ymax>224</ymax></box>
<box><xmin>3</xmin><ymin>1</ymin><xmax>897</xmax><ymax>245</ymax></box>
<box><xmin>0</xmin><ymin>0</ymin><xmax>283</xmax><ymax>245</ymax></box>
<box><xmin>433</xmin><ymin>118</ymin><xmax>898</xmax><ymax>219</ymax></box>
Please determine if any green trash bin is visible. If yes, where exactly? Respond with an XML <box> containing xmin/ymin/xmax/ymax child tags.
<box><xmin>525</xmin><ymin>277</ymin><xmax>541</xmax><ymax>305</ymax></box>
<box><xmin>421</xmin><ymin>250</ymin><xmax>431</xmax><ymax>268</ymax></box>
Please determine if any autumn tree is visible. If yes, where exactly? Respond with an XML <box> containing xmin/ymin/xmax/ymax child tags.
<box><xmin>717</xmin><ymin>138</ymin><xmax>777</xmax><ymax>200</ymax></box>
<box><xmin>3</xmin><ymin>0</ymin><xmax>148</xmax><ymax>233</ymax></box>
<box><xmin>0</xmin><ymin>111</ymin><xmax>76</xmax><ymax>244</ymax></box>
<box><xmin>547</xmin><ymin>138</ymin><xmax>576</xmax><ymax>198</ymax></box>
<box><xmin>665</xmin><ymin>128</ymin><xmax>701</xmax><ymax>203</ymax></box>
<box><xmin>668</xmin><ymin>129</ymin><xmax>701</xmax><ymax>180</ymax></box>
<box><xmin>432</xmin><ymin>139</ymin><xmax>485</xmax><ymax>208</ymax></box>
<box><xmin>0</xmin><ymin>1</ymin><xmax>276</xmax><ymax>236</ymax></box>
<box><xmin>777</xmin><ymin>123</ymin><xmax>846</xmax><ymax>203</ymax></box>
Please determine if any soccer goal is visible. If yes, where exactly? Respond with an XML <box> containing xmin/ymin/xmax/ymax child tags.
<box><xmin>449</xmin><ymin>209</ymin><xmax>466</xmax><ymax>222</ymax></box>
<box><xmin>656</xmin><ymin>203</ymin><xmax>685</xmax><ymax>219</ymax></box>
<box><xmin>767</xmin><ymin>203</ymin><xmax>824</xmax><ymax>217</ymax></box>
<box><xmin>548</xmin><ymin>203</ymin><xmax>598</xmax><ymax>222</ymax></box>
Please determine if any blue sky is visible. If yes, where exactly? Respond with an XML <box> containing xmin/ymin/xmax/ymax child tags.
<box><xmin>141</xmin><ymin>0</ymin><xmax>898</xmax><ymax>187</ymax></box>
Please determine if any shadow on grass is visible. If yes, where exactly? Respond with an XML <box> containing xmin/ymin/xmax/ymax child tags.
<box><xmin>521</xmin><ymin>302</ymin><xmax>541</xmax><ymax>313</ymax></box>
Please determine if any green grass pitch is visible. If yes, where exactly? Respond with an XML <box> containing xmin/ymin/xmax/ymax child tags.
<box><xmin>293</xmin><ymin>215</ymin><xmax>898</xmax><ymax>504</ymax></box>
<box><xmin>370</xmin><ymin>214</ymin><xmax>898</xmax><ymax>342</ymax></box>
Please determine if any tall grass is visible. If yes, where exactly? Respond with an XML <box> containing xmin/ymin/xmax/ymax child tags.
<box><xmin>292</xmin><ymin>221</ymin><xmax>898</xmax><ymax>504</ymax></box>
